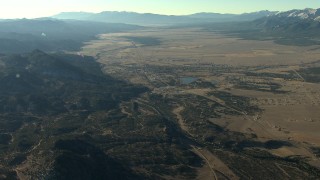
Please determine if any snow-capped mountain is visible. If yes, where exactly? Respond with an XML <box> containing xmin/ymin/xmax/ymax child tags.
<box><xmin>271</xmin><ymin>8</ymin><xmax>320</xmax><ymax>21</ymax></box>
<box><xmin>253</xmin><ymin>8</ymin><xmax>320</xmax><ymax>32</ymax></box>
<box><xmin>245</xmin><ymin>8</ymin><xmax>320</xmax><ymax>46</ymax></box>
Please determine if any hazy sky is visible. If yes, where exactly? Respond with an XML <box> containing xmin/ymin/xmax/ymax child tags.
<box><xmin>1</xmin><ymin>0</ymin><xmax>319</xmax><ymax>19</ymax></box>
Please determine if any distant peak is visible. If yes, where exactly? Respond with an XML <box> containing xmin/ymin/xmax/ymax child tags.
<box><xmin>28</xmin><ymin>49</ymin><xmax>53</xmax><ymax>60</ymax></box>
<box><xmin>31</xmin><ymin>49</ymin><xmax>46</xmax><ymax>55</ymax></box>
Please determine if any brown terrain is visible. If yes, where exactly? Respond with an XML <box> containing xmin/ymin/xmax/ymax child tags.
<box><xmin>78</xmin><ymin>27</ymin><xmax>320</xmax><ymax>178</ymax></box>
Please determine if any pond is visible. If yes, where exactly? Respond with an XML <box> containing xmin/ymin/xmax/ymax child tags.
<box><xmin>180</xmin><ymin>77</ymin><xmax>198</xmax><ymax>84</ymax></box>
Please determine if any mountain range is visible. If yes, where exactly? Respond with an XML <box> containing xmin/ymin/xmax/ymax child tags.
<box><xmin>52</xmin><ymin>8</ymin><xmax>320</xmax><ymax>45</ymax></box>
<box><xmin>252</xmin><ymin>8</ymin><xmax>320</xmax><ymax>44</ymax></box>
<box><xmin>52</xmin><ymin>10</ymin><xmax>276</xmax><ymax>25</ymax></box>
<box><xmin>198</xmin><ymin>8</ymin><xmax>320</xmax><ymax>46</ymax></box>
<box><xmin>272</xmin><ymin>8</ymin><xmax>320</xmax><ymax>21</ymax></box>
<box><xmin>255</xmin><ymin>8</ymin><xmax>320</xmax><ymax>29</ymax></box>
<box><xmin>0</xmin><ymin>8</ymin><xmax>319</xmax><ymax>54</ymax></box>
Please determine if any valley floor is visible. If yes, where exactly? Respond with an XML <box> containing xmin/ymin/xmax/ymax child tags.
<box><xmin>79</xmin><ymin>27</ymin><xmax>320</xmax><ymax>179</ymax></box>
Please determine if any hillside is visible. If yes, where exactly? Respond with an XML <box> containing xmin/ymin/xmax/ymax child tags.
<box><xmin>0</xmin><ymin>50</ymin><xmax>149</xmax><ymax>179</ymax></box>
<box><xmin>200</xmin><ymin>8</ymin><xmax>320</xmax><ymax>46</ymax></box>
<box><xmin>0</xmin><ymin>19</ymin><xmax>141</xmax><ymax>53</ymax></box>
<box><xmin>254</xmin><ymin>8</ymin><xmax>320</xmax><ymax>34</ymax></box>
<box><xmin>251</xmin><ymin>8</ymin><xmax>320</xmax><ymax>45</ymax></box>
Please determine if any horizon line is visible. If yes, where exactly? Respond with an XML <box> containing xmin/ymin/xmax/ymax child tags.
<box><xmin>0</xmin><ymin>7</ymin><xmax>318</xmax><ymax>20</ymax></box>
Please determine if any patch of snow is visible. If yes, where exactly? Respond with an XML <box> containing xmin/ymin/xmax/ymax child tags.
<box><xmin>297</xmin><ymin>13</ymin><xmax>308</xmax><ymax>19</ymax></box>
<box><xmin>288</xmin><ymin>12</ymin><xmax>297</xmax><ymax>17</ymax></box>
<box><xmin>275</xmin><ymin>12</ymin><xmax>282</xmax><ymax>15</ymax></box>
<box><xmin>306</xmin><ymin>9</ymin><xmax>317</xmax><ymax>15</ymax></box>
<box><xmin>314</xmin><ymin>16</ymin><xmax>320</xmax><ymax>21</ymax></box>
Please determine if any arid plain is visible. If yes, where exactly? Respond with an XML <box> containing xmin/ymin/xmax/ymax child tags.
<box><xmin>80</xmin><ymin>27</ymin><xmax>320</xmax><ymax>178</ymax></box>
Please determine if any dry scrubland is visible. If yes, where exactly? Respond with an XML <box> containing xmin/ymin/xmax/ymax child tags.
<box><xmin>82</xmin><ymin>28</ymin><xmax>320</xmax><ymax>66</ymax></box>
<box><xmin>81</xmin><ymin>27</ymin><xmax>320</xmax><ymax>178</ymax></box>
